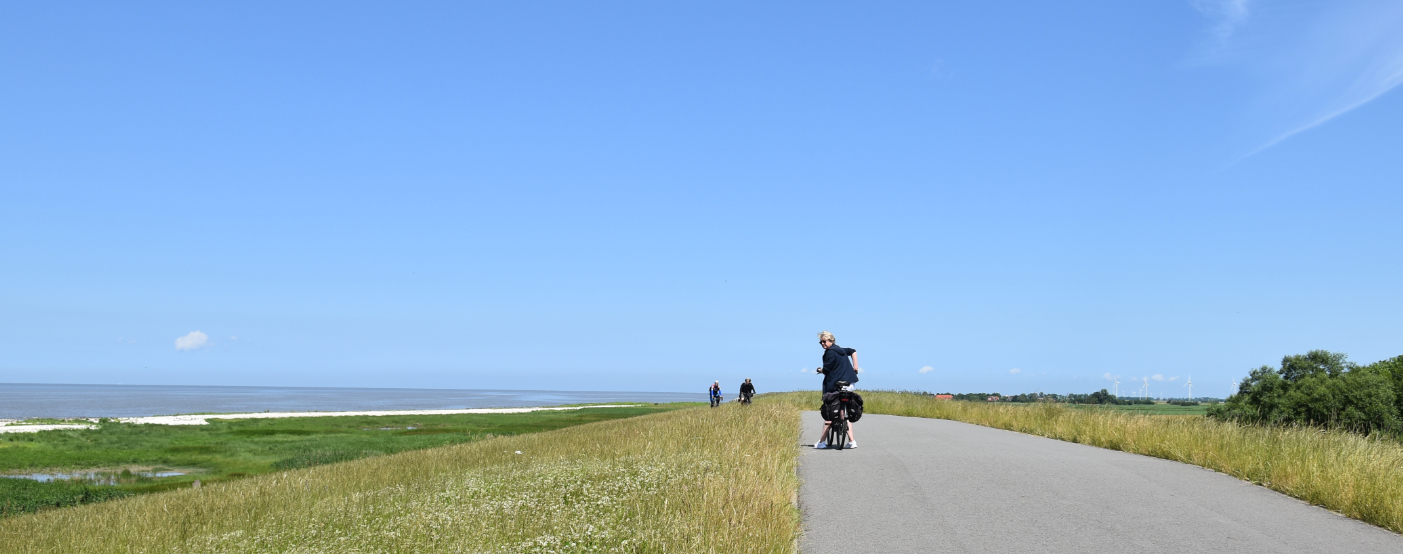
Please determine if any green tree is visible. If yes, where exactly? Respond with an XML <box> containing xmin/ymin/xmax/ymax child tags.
<box><xmin>1211</xmin><ymin>351</ymin><xmax>1401</xmax><ymax>435</ymax></box>
<box><xmin>1366</xmin><ymin>355</ymin><xmax>1403</xmax><ymax>418</ymax></box>
<box><xmin>1279</xmin><ymin>350</ymin><xmax>1354</xmax><ymax>382</ymax></box>
<box><xmin>1335</xmin><ymin>366</ymin><xmax>1398</xmax><ymax>433</ymax></box>
<box><xmin>1210</xmin><ymin>365</ymin><xmax>1289</xmax><ymax>424</ymax></box>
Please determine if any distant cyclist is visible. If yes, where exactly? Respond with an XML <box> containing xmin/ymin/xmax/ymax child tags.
<box><xmin>739</xmin><ymin>378</ymin><xmax>756</xmax><ymax>404</ymax></box>
<box><xmin>814</xmin><ymin>331</ymin><xmax>860</xmax><ymax>448</ymax></box>
<box><xmin>709</xmin><ymin>381</ymin><xmax>722</xmax><ymax>408</ymax></box>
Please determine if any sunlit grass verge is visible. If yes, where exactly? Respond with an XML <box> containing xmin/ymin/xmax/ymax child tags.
<box><xmin>760</xmin><ymin>390</ymin><xmax>1403</xmax><ymax>533</ymax></box>
<box><xmin>0</xmin><ymin>404</ymin><xmax>801</xmax><ymax>554</ymax></box>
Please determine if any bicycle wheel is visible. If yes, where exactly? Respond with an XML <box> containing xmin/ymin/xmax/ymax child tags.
<box><xmin>833</xmin><ymin>419</ymin><xmax>847</xmax><ymax>450</ymax></box>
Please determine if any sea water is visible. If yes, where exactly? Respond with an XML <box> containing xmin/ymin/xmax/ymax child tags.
<box><xmin>0</xmin><ymin>383</ymin><xmax>703</xmax><ymax>419</ymax></box>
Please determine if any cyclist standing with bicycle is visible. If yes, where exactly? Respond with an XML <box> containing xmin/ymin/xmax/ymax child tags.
<box><xmin>709</xmin><ymin>381</ymin><xmax>722</xmax><ymax>407</ymax></box>
<box><xmin>814</xmin><ymin>331</ymin><xmax>859</xmax><ymax>448</ymax></box>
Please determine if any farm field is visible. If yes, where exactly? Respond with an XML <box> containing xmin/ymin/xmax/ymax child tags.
<box><xmin>0</xmin><ymin>403</ymin><xmax>800</xmax><ymax>554</ymax></box>
<box><xmin>1</xmin><ymin>403</ymin><xmax>693</xmax><ymax>517</ymax></box>
<box><xmin>1070</xmin><ymin>402</ymin><xmax>1211</xmax><ymax>416</ymax></box>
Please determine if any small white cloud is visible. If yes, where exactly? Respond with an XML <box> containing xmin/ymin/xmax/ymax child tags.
<box><xmin>800</xmin><ymin>367</ymin><xmax>811</xmax><ymax>373</ymax></box>
<box><xmin>175</xmin><ymin>331</ymin><xmax>209</xmax><ymax>351</ymax></box>
<box><xmin>1152</xmin><ymin>374</ymin><xmax>1165</xmax><ymax>382</ymax></box>
<box><xmin>1009</xmin><ymin>368</ymin><xmax>1022</xmax><ymax>374</ymax></box>
<box><xmin>1168</xmin><ymin>376</ymin><xmax>1181</xmax><ymax>382</ymax></box>
<box><xmin>919</xmin><ymin>366</ymin><xmax>935</xmax><ymax>374</ymax></box>
<box><xmin>1103</xmin><ymin>373</ymin><xmax>1115</xmax><ymax>380</ymax></box>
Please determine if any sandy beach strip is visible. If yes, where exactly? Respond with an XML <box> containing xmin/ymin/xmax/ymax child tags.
<box><xmin>0</xmin><ymin>404</ymin><xmax>646</xmax><ymax>430</ymax></box>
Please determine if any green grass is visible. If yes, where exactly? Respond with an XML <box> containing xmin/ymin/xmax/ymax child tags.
<box><xmin>0</xmin><ymin>404</ymin><xmax>801</xmax><ymax>554</ymax></box>
<box><xmin>759</xmin><ymin>390</ymin><xmax>1403</xmax><ymax>534</ymax></box>
<box><xmin>1</xmin><ymin>404</ymin><xmax>692</xmax><ymax>518</ymax></box>
<box><xmin>0</xmin><ymin>480</ymin><xmax>132</xmax><ymax>517</ymax></box>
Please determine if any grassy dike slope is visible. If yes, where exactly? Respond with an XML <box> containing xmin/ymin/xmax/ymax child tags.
<box><xmin>760</xmin><ymin>391</ymin><xmax>1403</xmax><ymax>534</ymax></box>
<box><xmin>0</xmin><ymin>404</ymin><xmax>801</xmax><ymax>554</ymax></box>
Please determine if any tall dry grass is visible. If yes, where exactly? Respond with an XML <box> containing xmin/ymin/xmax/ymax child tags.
<box><xmin>761</xmin><ymin>390</ymin><xmax>1403</xmax><ymax>533</ymax></box>
<box><xmin>0</xmin><ymin>404</ymin><xmax>801</xmax><ymax>554</ymax></box>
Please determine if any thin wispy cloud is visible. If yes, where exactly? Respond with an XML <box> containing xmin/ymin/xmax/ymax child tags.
<box><xmin>1009</xmin><ymin>368</ymin><xmax>1022</xmax><ymax>375</ymax></box>
<box><xmin>928</xmin><ymin>59</ymin><xmax>953</xmax><ymax>80</ymax></box>
<box><xmin>1192</xmin><ymin>0</ymin><xmax>1250</xmax><ymax>49</ymax></box>
<box><xmin>919</xmin><ymin>366</ymin><xmax>935</xmax><ymax>374</ymax></box>
<box><xmin>1192</xmin><ymin>1</ymin><xmax>1403</xmax><ymax>157</ymax></box>
<box><xmin>1152</xmin><ymin>374</ymin><xmax>1166</xmax><ymax>382</ymax></box>
<box><xmin>1248</xmin><ymin>4</ymin><xmax>1403</xmax><ymax>156</ymax></box>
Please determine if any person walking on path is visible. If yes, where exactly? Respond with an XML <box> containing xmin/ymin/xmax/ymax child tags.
<box><xmin>739</xmin><ymin>378</ymin><xmax>756</xmax><ymax>404</ymax></box>
<box><xmin>709</xmin><ymin>381</ymin><xmax>722</xmax><ymax>407</ymax></box>
<box><xmin>814</xmin><ymin>330</ymin><xmax>860</xmax><ymax>448</ymax></box>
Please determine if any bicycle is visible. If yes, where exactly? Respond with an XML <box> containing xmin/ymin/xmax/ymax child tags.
<box><xmin>740</xmin><ymin>392</ymin><xmax>754</xmax><ymax>405</ymax></box>
<box><xmin>821</xmin><ymin>385</ymin><xmax>859</xmax><ymax>450</ymax></box>
<box><xmin>826</xmin><ymin>404</ymin><xmax>849</xmax><ymax>450</ymax></box>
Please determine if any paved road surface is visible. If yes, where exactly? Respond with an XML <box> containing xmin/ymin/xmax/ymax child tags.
<box><xmin>799</xmin><ymin>412</ymin><xmax>1402</xmax><ymax>553</ymax></box>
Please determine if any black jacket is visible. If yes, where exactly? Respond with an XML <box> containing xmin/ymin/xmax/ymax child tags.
<box><xmin>821</xmin><ymin>345</ymin><xmax>859</xmax><ymax>393</ymax></box>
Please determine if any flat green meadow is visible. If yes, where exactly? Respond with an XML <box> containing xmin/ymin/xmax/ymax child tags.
<box><xmin>1070</xmin><ymin>402</ymin><xmax>1210</xmax><ymax>416</ymax></box>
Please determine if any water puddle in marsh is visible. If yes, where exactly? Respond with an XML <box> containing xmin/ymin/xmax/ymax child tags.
<box><xmin>2</xmin><ymin>469</ymin><xmax>188</xmax><ymax>485</ymax></box>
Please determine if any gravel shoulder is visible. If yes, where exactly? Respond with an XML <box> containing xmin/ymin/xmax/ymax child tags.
<box><xmin>798</xmin><ymin>412</ymin><xmax>1402</xmax><ymax>553</ymax></box>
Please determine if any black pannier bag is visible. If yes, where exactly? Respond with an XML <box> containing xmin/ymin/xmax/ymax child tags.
<box><xmin>844</xmin><ymin>390</ymin><xmax>864</xmax><ymax>422</ymax></box>
<box><xmin>820</xmin><ymin>390</ymin><xmax>864</xmax><ymax>422</ymax></box>
<box><xmin>820</xmin><ymin>396</ymin><xmax>838</xmax><ymax>421</ymax></box>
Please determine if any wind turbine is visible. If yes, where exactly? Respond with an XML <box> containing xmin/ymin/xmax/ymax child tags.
<box><xmin>1113</xmin><ymin>377</ymin><xmax>1120</xmax><ymax>397</ymax></box>
<box><xmin>1184</xmin><ymin>376</ymin><xmax>1193</xmax><ymax>401</ymax></box>
<box><xmin>1143</xmin><ymin>376</ymin><xmax>1150</xmax><ymax>400</ymax></box>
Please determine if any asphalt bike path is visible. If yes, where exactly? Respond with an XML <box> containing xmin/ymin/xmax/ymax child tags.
<box><xmin>798</xmin><ymin>412</ymin><xmax>1403</xmax><ymax>553</ymax></box>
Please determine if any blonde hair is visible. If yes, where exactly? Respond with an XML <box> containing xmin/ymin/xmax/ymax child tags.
<box><xmin>818</xmin><ymin>331</ymin><xmax>835</xmax><ymax>344</ymax></box>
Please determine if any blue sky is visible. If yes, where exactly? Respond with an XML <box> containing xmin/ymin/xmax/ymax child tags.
<box><xmin>2</xmin><ymin>1</ymin><xmax>1400</xmax><ymax>397</ymax></box>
